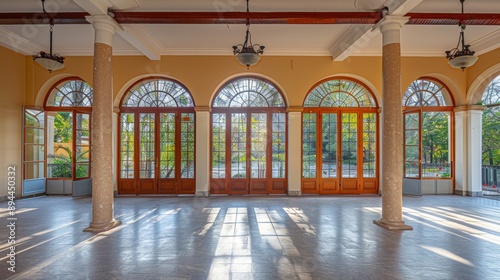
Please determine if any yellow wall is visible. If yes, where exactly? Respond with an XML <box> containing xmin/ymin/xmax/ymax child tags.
<box><xmin>29</xmin><ymin>52</ymin><xmax>489</xmax><ymax>109</ymax></box>
<box><xmin>0</xmin><ymin>46</ymin><xmax>25</xmax><ymax>198</ymax></box>
<box><xmin>1</xmin><ymin>42</ymin><xmax>499</xmax><ymax>198</ymax></box>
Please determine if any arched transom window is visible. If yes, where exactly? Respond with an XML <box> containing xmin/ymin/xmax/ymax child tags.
<box><xmin>403</xmin><ymin>79</ymin><xmax>449</xmax><ymax>107</ymax></box>
<box><xmin>46</xmin><ymin>79</ymin><xmax>93</xmax><ymax>107</ymax></box>
<box><xmin>211</xmin><ymin>77</ymin><xmax>287</xmax><ymax>195</ymax></box>
<box><xmin>304</xmin><ymin>79</ymin><xmax>376</xmax><ymax>107</ymax></box>
<box><xmin>118</xmin><ymin>77</ymin><xmax>195</xmax><ymax>195</ymax></box>
<box><xmin>213</xmin><ymin>77</ymin><xmax>285</xmax><ymax>107</ymax></box>
<box><xmin>122</xmin><ymin>78</ymin><xmax>194</xmax><ymax>107</ymax></box>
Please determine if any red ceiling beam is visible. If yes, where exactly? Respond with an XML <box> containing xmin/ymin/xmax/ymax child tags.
<box><xmin>0</xmin><ymin>12</ymin><xmax>499</xmax><ymax>25</ymax></box>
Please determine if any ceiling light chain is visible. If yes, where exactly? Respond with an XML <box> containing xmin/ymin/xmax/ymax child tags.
<box><xmin>445</xmin><ymin>0</ymin><xmax>478</xmax><ymax>70</ymax></box>
<box><xmin>232</xmin><ymin>0</ymin><xmax>265</xmax><ymax>69</ymax></box>
<box><xmin>33</xmin><ymin>0</ymin><xmax>65</xmax><ymax>72</ymax></box>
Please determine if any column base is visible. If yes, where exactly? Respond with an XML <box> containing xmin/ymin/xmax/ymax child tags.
<box><xmin>84</xmin><ymin>219</ymin><xmax>122</xmax><ymax>233</ymax></box>
<box><xmin>373</xmin><ymin>219</ymin><xmax>413</xmax><ymax>230</ymax></box>
<box><xmin>196</xmin><ymin>191</ymin><xmax>209</xmax><ymax>197</ymax></box>
<box><xmin>288</xmin><ymin>191</ymin><xmax>302</xmax><ymax>196</ymax></box>
<box><xmin>454</xmin><ymin>189</ymin><xmax>483</xmax><ymax>196</ymax></box>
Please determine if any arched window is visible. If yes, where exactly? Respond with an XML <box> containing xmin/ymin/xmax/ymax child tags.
<box><xmin>403</xmin><ymin>79</ymin><xmax>454</xmax><ymax>180</ymax></box>
<box><xmin>481</xmin><ymin>76</ymin><xmax>500</xmax><ymax>168</ymax></box>
<box><xmin>302</xmin><ymin>78</ymin><xmax>379</xmax><ymax>195</ymax></box>
<box><xmin>44</xmin><ymin>79</ymin><xmax>92</xmax><ymax>180</ymax></box>
<box><xmin>211</xmin><ymin>77</ymin><xmax>287</xmax><ymax>195</ymax></box>
<box><xmin>118</xmin><ymin>77</ymin><xmax>195</xmax><ymax>195</ymax></box>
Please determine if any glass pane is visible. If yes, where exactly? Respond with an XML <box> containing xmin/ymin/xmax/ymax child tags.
<box><xmin>251</xmin><ymin>113</ymin><xmax>266</xmax><ymax>178</ymax></box>
<box><xmin>48</xmin><ymin>112</ymin><xmax>73</xmax><ymax>178</ymax></box>
<box><xmin>302</xmin><ymin>113</ymin><xmax>316</xmax><ymax>178</ymax></box>
<box><xmin>342</xmin><ymin>113</ymin><xmax>358</xmax><ymax>178</ymax></box>
<box><xmin>75</xmin><ymin>113</ymin><xmax>90</xmax><ymax>178</ymax></box>
<box><xmin>139</xmin><ymin>113</ymin><xmax>155</xmax><ymax>179</ymax></box>
<box><xmin>25</xmin><ymin>109</ymin><xmax>45</xmax><ymax>128</ymax></box>
<box><xmin>272</xmin><ymin>113</ymin><xmax>286</xmax><ymax>178</ymax></box>
<box><xmin>212</xmin><ymin>114</ymin><xmax>226</xmax><ymax>179</ymax></box>
<box><xmin>422</xmin><ymin>112</ymin><xmax>451</xmax><ymax>178</ymax></box>
<box><xmin>363</xmin><ymin>113</ymin><xmax>376</xmax><ymax>178</ymax></box>
<box><xmin>213</xmin><ymin>78</ymin><xmax>285</xmax><ymax>108</ymax></box>
<box><xmin>25</xmin><ymin>128</ymin><xmax>44</xmax><ymax>145</ymax></box>
<box><xmin>322</xmin><ymin>113</ymin><xmax>337</xmax><ymax>178</ymax></box>
<box><xmin>46</xmin><ymin>80</ymin><xmax>93</xmax><ymax>107</ymax></box>
<box><xmin>122</xmin><ymin>78</ymin><xmax>194</xmax><ymax>107</ymax></box>
<box><xmin>121</xmin><ymin>113</ymin><xmax>135</xmax><ymax>179</ymax></box>
<box><xmin>160</xmin><ymin>113</ymin><xmax>176</xmax><ymax>178</ymax></box>
<box><xmin>403</xmin><ymin>79</ymin><xmax>447</xmax><ymax>107</ymax></box>
<box><xmin>181</xmin><ymin>113</ymin><xmax>195</xmax><ymax>178</ymax></box>
<box><xmin>231</xmin><ymin>113</ymin><xmax>247</xmax><ymax>178</ymax></box>
<box><xmin>304</xmin><ymin>79</ymin><xmax>375</xmax><ymax>107</ymax></box>
<box><xmin>405</xmin><ymin>113</ymin><xmax>420</xmax><ymax>178</ymax></box>
<box><xmin>25</xmin><ymin>144</ymin><xmax>44</xmax><ymax>162</ymax></box>
<box><xmin>24</xmin><ymin>162</ymin><xmax>44</xmax><ymax>180</ymax></box>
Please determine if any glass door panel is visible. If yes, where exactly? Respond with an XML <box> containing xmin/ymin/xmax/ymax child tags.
<box><xmin>159</xmin><ymin>113</ymin><xmax>175</xmax><ymax>179</ymax></box>
<box><xmin>212</xmin><ymin>114</ymin><xmax>226</xmax><ymax>179</ymax></box>
<box><xmin>75</xmin><ymin>113</ymin><xmax>90</xmax><ymax>178</ymax></box>
<box><xmin>231</xmin><ymin>113</ymin><xmax>247</xmax><ymax>178</ymax></box>
<box><xmin>405</xmin><ymin>112</ymin><xmax>420</xmax><ymax>178</ymax></box>
<box><xmin>302</xmin><ymin>113</ymin><xmax>317</xmax><ymax>179</ymax></box>
<box><xmin>362</xmin><ymin>113</ymin><xmax>376</xmax><ymax>178</ymax></box>
<box><xmin>341</xmin><ymin>113</ymin><xmax>358</xmax><ymax>178</ymax></box>
<box><xmin>251</xmin><ymin>113</ymin><xmax>266</xmax><ymax>178</ymax></box>
<box><xmin>180</xmin><ymin>113</ymin><xmax>195</xmax><ymax>178</ymax></box>
<box><xmin>272</xmin><ymin>113</ymin><xmax>286</xmax><ymax>178</ymax></box>
<box><xmin>322</xmin><ymin>113</ymin><xmax>337</xmax><ymax>178</ymax></box>
<box><xmin>139</xmin><ymin>113</ymin><xmax>155</xmax><ymax>179</ymax></box>
<box><xmin>120</xmin><ymin>113</ymin><xmax>135</xmax><ymax>179</ymax></box>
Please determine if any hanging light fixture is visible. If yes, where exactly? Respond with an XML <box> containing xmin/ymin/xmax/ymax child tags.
<box><xmin>445</xmin><ymin>0</ymin><xmax>478</xmax><ymax>70</ymax></box>
<box><xmin>33</xmin><ymin>0</ymin><xmax>65</xmax><ymax>72</ymax></box>
<box><xmin>232</xmin><ymin>0</ymin><xmax>265</xmax><ymax>68</ymax></box>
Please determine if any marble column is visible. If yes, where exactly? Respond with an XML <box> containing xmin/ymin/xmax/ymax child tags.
<box><xmin>195</xmin><ymin>106</ymin><xmax>211</xmax><ymax>196</ymax></box>
<box><xmin>287</xmin><ymin>107</ymin><xmax>303</xmax><ymax>196</ymax></box>
<box><xmin>84</xmin><ymin>15</ymin><xmax>121</xmax><ymax>232</ymax></box>
<box><xmin>373</xmin><ymin>16</ymin><xmax>412</xmax><ymax>230</ymax></box>
<box><xmin>454</xmin><ymin>105</ymin><xmax>485</xmax><ymax>196</ymax></box>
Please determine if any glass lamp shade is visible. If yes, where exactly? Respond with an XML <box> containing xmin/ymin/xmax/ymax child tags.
<box><xmin>235</xmin><ymin>52</ymin><xmax>261</xmax><ymax>67</ymax></box>
<box><xmin>33</xmin><ymin>51</ymin><xmax>65</xmax><ymax>72</ymax></box>
<box><xmin>448</xmin><ymin>55</ymin><xmax>478</xmax><ymax>69</ymax></box>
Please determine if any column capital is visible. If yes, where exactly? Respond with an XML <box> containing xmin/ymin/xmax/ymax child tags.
<box><xmin>287</xmin><ymin>106</ymin><xmax>303</xmax><ymax>113</ymax></box>
<box><xmin>376</xmin><ymin>16</ymin><xmax>409</xmax><ymax>46</ymax></box>
<box><xmin>454</xmin><ymin>105</ymin><xmax>486</xmax><ymax>112</ymax></box>
<box><xmin>86</xmin><ymin>15</ymin><xmax>122</xmax><ymax>46</ymax></box>
<box><xmin>195</xmin><ymin>106</ymin><xmax>211</xmax><ymax>113</ymax></box>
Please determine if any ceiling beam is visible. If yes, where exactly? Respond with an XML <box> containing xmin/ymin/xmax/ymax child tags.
<box><xmin>329</xmin><ymin>0</ymin><xmax>423</xmax><ymax>61</ymax></box>
<box><xmin>1</xmin><ymin>11</ymin><xmax>499</xmax><ymax>25</ymax></box>
<box><xmin>73</xmin><ymin>0</ymin><xmax>161</xmax><ymax>60</ymax></box>
<box><xmin>0</xmin><ymin>27</ymin><xmax>43</xmax><ymax>55</ymax></box>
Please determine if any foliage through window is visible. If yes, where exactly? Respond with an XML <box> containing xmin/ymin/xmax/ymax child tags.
<box><xmin>482</xmin><ymin>76</ymin><xmax>500</xmax><ymax>166</ymax></box>
<box><xmin>403</xmin><ymin>79</ymin><xmax>452</xmax><ymax>179</ymax></box>
<box><xmin>45</xmin><ymin>79</ymin><xmax>92</xmax><ymax>179</ymax></box>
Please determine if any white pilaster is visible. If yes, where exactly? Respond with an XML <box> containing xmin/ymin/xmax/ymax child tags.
<box><xmin>195</xmin><ymin>107</ymin><xmax>211</xmax><ymax>196</ymax></box>
<box><xmin>287</xmin><ymin>108</ymin><xmax>303</xmax><ymax>196</ymax></box>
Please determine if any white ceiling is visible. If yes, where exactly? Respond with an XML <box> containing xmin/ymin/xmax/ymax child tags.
<box><xmin>0</xmin><ymin>0</ymin><xmax>499</xmax><ymax>60</ymax></box>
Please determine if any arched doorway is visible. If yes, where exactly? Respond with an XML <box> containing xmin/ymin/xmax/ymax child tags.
<box><xmin>210</xmin><ymin>76</ymin><xmax>287</xmax><ymax>194</ymax></box>
<box><xmin>118</xmin><ymin>77</ymin><xmax>196</xmax><ymax>194</ymax></box>
<box><xmin>302</xmin><ymin>77</ymin><xmax>379</xmax><ymax>194</ymax></box>
<box><xmin>402</xmin><ymin>78</ymin><xmax>455</xmax><ymax>194</ymax></box>
<box><xmin>43</xmin><ymin>78</ymin><xmax>93</xmax><ymax>195</ymax></box>
<box><xmin>481</xmin><ymin>75</ymin><xmax>500</xmax><ymax>194</ymax></box>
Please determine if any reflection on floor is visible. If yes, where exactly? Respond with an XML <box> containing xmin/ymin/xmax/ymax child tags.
<box><xmin>1</xmin><ymin>195</ymin><xmax>500</xmax><ymax>280</ymax></box>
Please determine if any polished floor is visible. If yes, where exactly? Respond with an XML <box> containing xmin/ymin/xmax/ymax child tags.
<box><xmin>1</xmin><ymin>195</ymin><xmax>500</xmax><ymax>280</ymax></box>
